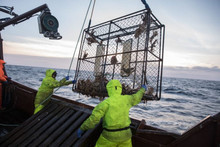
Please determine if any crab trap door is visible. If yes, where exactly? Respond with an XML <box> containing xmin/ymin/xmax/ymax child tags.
<box><xmin>73</xmin><ymin>9</ymin><xmax>165</xmax><ymax>100</ymax></box>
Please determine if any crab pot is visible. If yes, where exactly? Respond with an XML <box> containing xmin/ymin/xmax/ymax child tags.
<box><xmin>73</xmin><ymin>9</ymin><xmax>165</xmax><ymax>100</ymax></box>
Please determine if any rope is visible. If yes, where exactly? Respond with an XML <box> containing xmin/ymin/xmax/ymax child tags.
<box><xmin>141</xmin><ymin>0</ymin><xmax>151</xmax><ymax>11</ymax></box>
<box><xmin>34</xmin><ymin>87</ymin><xmax>61</xmax><ymax>110</ymax></box>
<box><xmin>90</xmin><ymin>0</ymin><xmax>96</xmax><ymax>20</ymax></box>
<box><xmin>87</xmin><ymin>0</ymin><xmax>96</xmax><ymax>31</ymax></box>
<box><xmin>67</xmin><ymin>0</ymin><xmax>95</xmax><ymax>77</ymax></box>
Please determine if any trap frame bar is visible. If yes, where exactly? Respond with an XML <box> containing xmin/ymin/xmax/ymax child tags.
<box><xmin>73</xmin><ymin>9</ymin><xmax>165</xmax><ymax>100</ymax></box>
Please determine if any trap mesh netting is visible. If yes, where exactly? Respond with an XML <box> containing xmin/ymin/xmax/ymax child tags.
<box><xmin>73</xmin><ymin>9</ymin><xmax>165</xmax><ymax>100</ymax></box>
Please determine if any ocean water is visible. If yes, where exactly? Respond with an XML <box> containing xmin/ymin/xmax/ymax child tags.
<box><xmin>5</xmin><ymin>65</ymin><xmax>220</xmax><ymax>134</ymax></box>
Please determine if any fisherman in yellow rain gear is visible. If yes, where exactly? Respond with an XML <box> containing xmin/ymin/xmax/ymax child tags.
<box><xmin>77</xmin><ymin>79</ymin><xmax>147</xmax><ymax>147</ymax></box>
<box><xmin>34</xmin><ymin>69</ymin><xmax>76</xmax><ymax>114</ymax></box>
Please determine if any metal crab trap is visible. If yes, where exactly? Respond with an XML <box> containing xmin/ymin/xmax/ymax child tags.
<box><xmin>73</xmin><ymin>9</ymin><xmax>165</xmax><ymax>101</ymax></box>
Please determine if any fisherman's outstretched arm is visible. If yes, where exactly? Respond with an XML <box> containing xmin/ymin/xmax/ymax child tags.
<box><xmin>80</xmin><ymin>102</ymin><xmax>108</xmax><ymax>131</ymax></box>
<box><xmin>130</xmin><ymin>88</ymin><xmax>145</xmax><ymax>106</ymax></box>
<box><xmin>45</xmin><ymin>78</ymin><xmax>67</xmax><ymax>88</ymax></box>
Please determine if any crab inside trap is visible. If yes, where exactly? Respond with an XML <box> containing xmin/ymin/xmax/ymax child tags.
<box><xmin>73</xmin><ymin>9</ymin><xmax>165</xmax><ymax>100</ymax></box>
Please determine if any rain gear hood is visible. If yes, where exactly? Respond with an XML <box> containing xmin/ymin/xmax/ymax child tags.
<box><xmin>34</xmin><ymin>69</ymin><xmax>72</xmax><ymax>114</ymax></box>
<box><xmin>106</xmin><ymin>79</ymin><xmax>122</xmax><ymax>96</ymax></box>
<box><xmin>80</xmin><ymin>79</ymin><xmax>145</xmax><ymax>146</ymax></box>
<box><xmin>46</xmin><ymin>69</ymin><xmax>56</xmax><ymax>78</ymax></box>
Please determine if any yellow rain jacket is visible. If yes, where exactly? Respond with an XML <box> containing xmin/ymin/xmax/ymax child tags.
<box><xmin>80</xmin><ymin>79</ymin><xmax>145</xmax><ymax>146</ymax></box>
<box><xmin>34</xmin><ymin>69</ymin><xmax>72</xmax><ymax>114</ymax></box>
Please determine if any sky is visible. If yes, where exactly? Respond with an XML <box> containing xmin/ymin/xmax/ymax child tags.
<box><xmin>1</xmin><ymin>0</ymin><xmax>220</xmax><ymax>81</ymax></box>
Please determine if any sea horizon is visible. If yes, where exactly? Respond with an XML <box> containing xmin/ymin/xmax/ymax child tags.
<box><xmin>5</xmin><ymin>63</ymin><xmax>220</xmax><ymax>82</ymax></box>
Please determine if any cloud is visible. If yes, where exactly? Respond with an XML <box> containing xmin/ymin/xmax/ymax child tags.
<box><xmin>164</xmin><ymin>15</ymin><xmax>220</xmax><ymax>68</ymax></box>
<box><xmin>191</xmin><ymin>66</ymin><xmax>220</xmax><ymax>72</ymax></box>
<box><xmin>164</xmin><ymin>9</ymin><xmax>220</xmax><ymax>56</ymax></box>
<box><xmin>3</xmin><ymin>36</ymin><xmax>78</xmax><ymax>58</ymax></box>
<box><xmin>4</xmin><ymin>54</ymin><xmax>77</xmax><ymax>70</ymax></box>
<box><xmin>164</xmin><ymin>66</ymin><xmax>220</xmax><ymax>72</ymax></box>
<box><xmin>163</xmin><ymin>65</ymin><xmax>220</xmax><ymax>81</ymax></box>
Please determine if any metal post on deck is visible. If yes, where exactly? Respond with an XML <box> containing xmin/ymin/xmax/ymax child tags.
<box><xmin>0</xmin><ymin>33</ymin><xmax>3</xmax><ymax>60</ymax></box>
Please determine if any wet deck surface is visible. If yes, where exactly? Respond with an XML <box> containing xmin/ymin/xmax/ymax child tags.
<box><xmin>0</xmin><ymin>99</ymin><xmax>102</xmax><ymax>147</ymax></box>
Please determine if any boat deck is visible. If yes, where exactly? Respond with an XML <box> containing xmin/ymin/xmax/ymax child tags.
<box><xmin>0</xmin><ymin>99</ymin><xmax>102</xmax><ymax>147</ymax></box>
<box><xmin>0</xmin><ymin>95</ymin><xmax>180</xmax><ymax>147</ymax></box>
